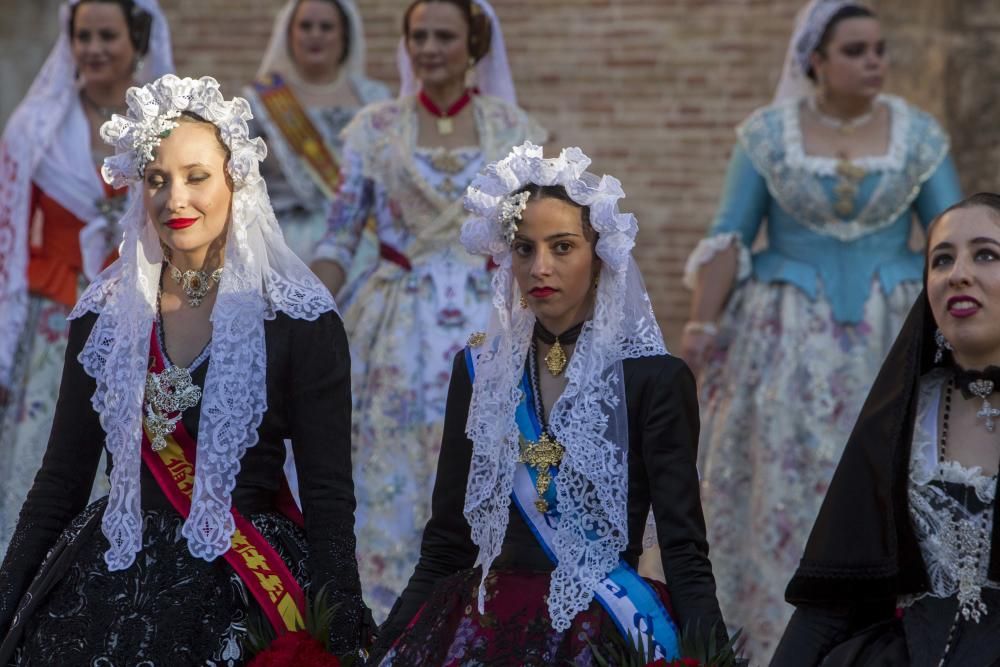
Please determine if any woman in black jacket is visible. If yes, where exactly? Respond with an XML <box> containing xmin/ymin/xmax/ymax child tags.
<box><xmin>0</xmin><ymin>74</ymin><xmax>366</xmax><ymax>665</ymax></box>
<box><xmin>375</xmin><ymin>143</ymin><xmax>726</xmax><ymax>666</ymax></box>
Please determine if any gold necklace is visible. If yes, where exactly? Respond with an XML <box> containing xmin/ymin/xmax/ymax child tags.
<box><xmin>166</xmin><ymin>261</ymin><xmax>224</xmax><ymax>307</ymax></box>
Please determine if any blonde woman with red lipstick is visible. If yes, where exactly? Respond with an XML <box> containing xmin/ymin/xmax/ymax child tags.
<box><xmin>774</xmin><ymin>193</ymin><xmax>1000</xmax><ymax>665</ymax></box>
<box><xmin>0</xmin><ymin>75</ymin><xmax>368</xmax><ymax>664</ymax></box>
<box><xmin>0</xmin><ymin>0</ymin><xmax>173</xmax><ymax>555</ymax></box>
<box><xmin>310</xmin><ymin>0</ymin><xmax>545</xmax><ymax>621</ymax></box>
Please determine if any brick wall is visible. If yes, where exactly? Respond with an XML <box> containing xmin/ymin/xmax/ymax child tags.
<box><xmin>5</xmin><ymin>0</ymin><xmax>998</xmax><ymax>345</ymax></box>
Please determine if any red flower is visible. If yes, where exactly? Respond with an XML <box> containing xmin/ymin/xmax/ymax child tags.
<box><xmin>247</xmin><ymin>631</ymin><xmax>341</xmax><ymax>667</ymax></box>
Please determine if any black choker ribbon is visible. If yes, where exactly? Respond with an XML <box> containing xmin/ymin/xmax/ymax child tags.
<box><xmin>954</xmin><ymin>366</ymin><xmax>1000</xmax><ymax>433</ymax></box>
<box><xmin>532</xmin><ymin>321</ymin><xmax>585</xmax><ymax>346</ymax></box>
<box><xmin>533</xmin><ymin>320</ymin><xmax>585</xmax><ymax>377</ymax></box>
<box><xmin>954</xmin><ymin>366</ymin><xmax>1000</xmax><ymax>400</ymax></box>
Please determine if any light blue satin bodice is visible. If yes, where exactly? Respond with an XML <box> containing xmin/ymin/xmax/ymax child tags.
<box><xmin>708</xmin><ymin>95</ymin><xmax>961</xmax><ymax>324</ymax></box>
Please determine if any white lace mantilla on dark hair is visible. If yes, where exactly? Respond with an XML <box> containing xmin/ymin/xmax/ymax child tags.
<box><xmin>460</xmin><ymin>142</ymin><xmax>666</xmax><ymax>630</ymax></box>
<box><xmin>905</xmin><ymin>369</ymin><xmax>1000</xmax><ymax>619</ymax></box>
<box><xmin>69</xmin><ymin>75</ymin><xmax>337</xmax><ymax>571</ymax></box>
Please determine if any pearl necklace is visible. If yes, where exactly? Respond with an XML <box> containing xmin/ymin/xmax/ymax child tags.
<box><xmin>807</xmin><ymin>95</ymin><xmax>876</xmax><ymax>135</ymax></box>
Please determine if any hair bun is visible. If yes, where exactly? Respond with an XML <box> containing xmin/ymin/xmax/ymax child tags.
<box><xmin>468</xmin><ymin>3</ymin><xmax>492</xmax><ymax>63</ymax></box>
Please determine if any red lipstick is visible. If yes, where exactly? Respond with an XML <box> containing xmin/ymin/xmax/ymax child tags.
<box><xmin>529</xmin><ymin>287</ymin><xmax>557</xmax><ymax>299</ymax></box>
<box><xmin>164</xmin><ymin>217</ymin><xmax>198</xmax><ymax>230</ymax></box>
<box><xmin>947</xmin><ymin>295</ymin><xmax>982</xmax><ymax>319</ymax></box>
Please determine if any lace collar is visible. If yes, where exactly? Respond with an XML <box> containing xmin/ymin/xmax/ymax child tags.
<box><xmin>911</xmin><ymin>368</ymin><xmax>998</xmax><ymax>504</ymax></box>
<box><xmin>781</xmin><ymin>94</ymin><xmax>910</xmax><ymax>176</ymax></box>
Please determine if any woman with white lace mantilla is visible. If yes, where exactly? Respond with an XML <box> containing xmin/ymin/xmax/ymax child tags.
<box><xmin>310</xmin><ymin>0</ymin><xmax>546</xmax><ymax>621</ymax></box>
<box><xmin>681</xmin><ymin>1</ymin><xmax>962</xmax><ymax>659</ymax></box>
<box><xmin>0</xmin><ymin>0</ymin><xmax>174</xmax><ymax>555</ymax></box>
<box><xmin>373</xmin><ymin>143</ymin><xmax>728</xmax><ymax>666</ymax></box>
<box><xmin>244</xmin><ymin>0</ymin><xmax>390</xmax><ymax>266</ymax></box>
<box><xmin>774</xmin><ymin>193</ymin><xmax>1000</xmax><ymax>666</ymax></box>
<box><xmin>0</xmin><ymin>75</ymin><xmax>367</xmax><ymax>664</ymax></box>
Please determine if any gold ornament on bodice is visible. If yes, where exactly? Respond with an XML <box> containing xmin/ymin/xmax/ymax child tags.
<box><xmin>520</xmin><ymin>432</ymin><xmax>565</xmax><ymax>513</ymax></box>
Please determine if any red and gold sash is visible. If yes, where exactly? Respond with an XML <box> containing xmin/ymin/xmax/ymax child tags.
<box><xmin>254</xmin><ymin>72</ymin><xmax>342</xmax><ymax>199</ymax></box>
<box><xmin>141</xmin><ymin>328</ymin><xmax>306</xmax><ymax>635</ymax></box>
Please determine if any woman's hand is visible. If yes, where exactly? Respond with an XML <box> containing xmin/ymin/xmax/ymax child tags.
<box><xmin>310</xmin><ymin>259</ymin><xmax>346</xmax><ymax>298</ymax></box>
<box><xmin>679</xmin><ymin>321</ymin><xmax>718</xmax><ymax>378</ymax></box>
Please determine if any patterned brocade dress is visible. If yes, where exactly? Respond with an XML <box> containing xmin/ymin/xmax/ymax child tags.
<box><xmin>314</xmin><ymin>93</ymin><xmax>545</xmax><ymax>620</ymax></box>
<box><xmin>688</xmin><ymin>94</ymin><xmax>962</xmax><ymax>661</ymax></box>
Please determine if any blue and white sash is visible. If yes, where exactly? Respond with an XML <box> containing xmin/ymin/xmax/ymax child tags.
<box><xmin>465</xmin><ymin>348</ymin><xmax>681</xmax><ymax>660</ymax></box>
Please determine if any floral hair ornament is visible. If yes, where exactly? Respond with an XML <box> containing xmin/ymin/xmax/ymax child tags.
<box><xmin>101</xmin><ymin>74</ymin><xmax>265</xmax><ymax>188</ymax></box>
<box><xmin>499</xmin><ymin>191</ymin><xmax>530</xmax><ymax>245</ymax></box>
<box><xmin>463</xmin><ymin>141</ymin><xmax>638</xmax><ymax>271</ymax></box>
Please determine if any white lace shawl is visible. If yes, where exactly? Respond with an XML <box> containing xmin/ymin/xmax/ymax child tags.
<box><xmin>906</xmin><ymin>369</ymin><xmax>1000</xmax><ymax>607</ymax></box>
<box><xmin>460</xmin><ymin>142</ymin><xmax>667</xmax><ymax>630</ymax></box>
<box><xmin>0</xmin><ymin>0</ymin><xmax>173</xmax><ymax>387</ymax></box>
<box><xmin>396</xmin><ymin>0</ymin><xmax>518</xmax><ymax>105</ymax></box>
<box><xmin>69</xmin><ymin>75</ymin><xmax>337</xmax><ymax>571</ymax></box>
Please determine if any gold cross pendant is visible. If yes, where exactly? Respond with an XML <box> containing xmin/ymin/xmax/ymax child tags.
<box><xmin>520</xmin><ymin>432</ymin><xmax>565</xmax><ymax>513</ymax></box>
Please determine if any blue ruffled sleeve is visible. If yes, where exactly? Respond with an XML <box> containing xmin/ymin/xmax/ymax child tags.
<box><xmin>708</xmin><ymin>144</ymin><xmax>769</xmax><ymax>245</ymax></box>
<box><xmin>683</xmin><ymin>144</ymin><xmax>768</xmax><ymax>288</ymax></box>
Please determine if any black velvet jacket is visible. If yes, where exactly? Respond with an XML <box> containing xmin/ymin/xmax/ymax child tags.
<box><xmin>379</xmin><ymin>350</ymin><xmax>726</xmax><ymax>644</ymax></box>
<box><xmin>0</xmin><ymin>310</ymin><xmax>365</xmax><ymax>652</ymax></box>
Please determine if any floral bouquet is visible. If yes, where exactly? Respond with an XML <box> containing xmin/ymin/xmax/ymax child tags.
<box><xmin>245</xmin><ymin>585</ymin><xmax>362</xmax><ymax>667</ymax></box>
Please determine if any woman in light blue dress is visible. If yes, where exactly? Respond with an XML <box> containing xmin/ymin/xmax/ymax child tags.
<box><xmin>681</xmin><ymin>1</ymin><xmax>962</xmax><ymax>661</ymax></box>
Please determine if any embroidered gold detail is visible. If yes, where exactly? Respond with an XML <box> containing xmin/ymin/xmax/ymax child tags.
<box><xmin>468</xmin><ymin>331</ymin><xmax>486</xmax><ymax>347</ymax></box>
<box><xmin>544</xmin><ymin>339</ymin><xmax>568</xmax><ymax>376</ymax></box>
<box><xmin>520</xmin><ymin>432</ymin><xmax>565</xmax><ymax>513</ymax></box>
<box><xmin>833</xmin><ymin>157</ymin><xmax>866</xmax><ymax>217</ymax></box>
<box><xmin>144</xmin><ymin>366</ymin><xmax>202</xmax><ymax>451</ymax></box>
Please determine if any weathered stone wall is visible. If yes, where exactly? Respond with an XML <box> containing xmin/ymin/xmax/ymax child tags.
<box><xmin>3</xmin><ymin>0</ymin><xmax>997</xmax><ymax>344</ymax></box>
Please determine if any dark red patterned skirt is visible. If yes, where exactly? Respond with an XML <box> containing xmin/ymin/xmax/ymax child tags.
<box><xmin>377</xmin><ymin>567</ymin><xmax>672</xmax><ymax>666</ymax></box>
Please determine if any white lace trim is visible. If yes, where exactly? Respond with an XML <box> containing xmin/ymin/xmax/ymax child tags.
<box><xmin>737</xmin><ymin>95</ymin><xmax>950</xmax><ymax>243</ymax></box>
<box><xmin>781</xmin><ymin>94</ymin><xmax>907</xmax><ymax>175</ymax></box>
<box><xmin>906</xmin><ymin>369</ymin><xmax>1000</xmax><ymax>607</ymax></box>
<box><xmin>71</xmin><ymin>76</ymin><xmax>336</xmax><ymax>570</ymax></box>
<box><xmin>461</xmin><ymin>143</ymin><xmax>667</xmax><ymax>630</ymax></box>
<box><xmin>682</xmin><ymin>232</ymin><xmax>752</xmax><ymax>290</ymax></box>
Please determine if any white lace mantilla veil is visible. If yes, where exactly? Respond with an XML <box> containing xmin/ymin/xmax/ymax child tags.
<box><xmin>255</xmin><ymin>0</ymin><xmax>368</xmax><ymax>84</ymax></box>
<box><xmin>0</xmin><ymin>0</ymin><xmax>173</xmax><ymax>388</ymax></box>
<box><xmin>68</xmin><ymin>75</ymin><xmax>338</xmax><ymax>571</ymax></box>
<box><xmin>396</xmin><ymin>0</ymin><xmax>518</xmax><ymax>105</ymax></box>
<box><xmin>460</xmin><ymin>142</ymin><xmax>667</xmax><ymax>630</ymax></box>
<box><xmin>773</xmin><ymin>0</ymin><xmax>866</xmax><ymax>102</ymax></box>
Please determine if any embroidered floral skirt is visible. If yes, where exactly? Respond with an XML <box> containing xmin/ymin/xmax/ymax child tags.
<box><xmin>343</xmin><ymin>251</ymin><xmax>492</xmax><ymax>621</ymax></box>
<box><xmin>0</xmin><ymin>498</ymin><xmax>310</xmax><ymax>666</ymax></box>
<box><xmin>375</xmin><ymin>567</ymin><xmax>672</xmax><ymax>667</ymax></box>
<box><xmin>0</xmin><ymin>296</ymin><xmax>109</xmax><ymax>554</ymax></box>
<box><xmin>697</xmin><ymin>278</ymin><xmax>921</xmax><ymax>664</ymax></box>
